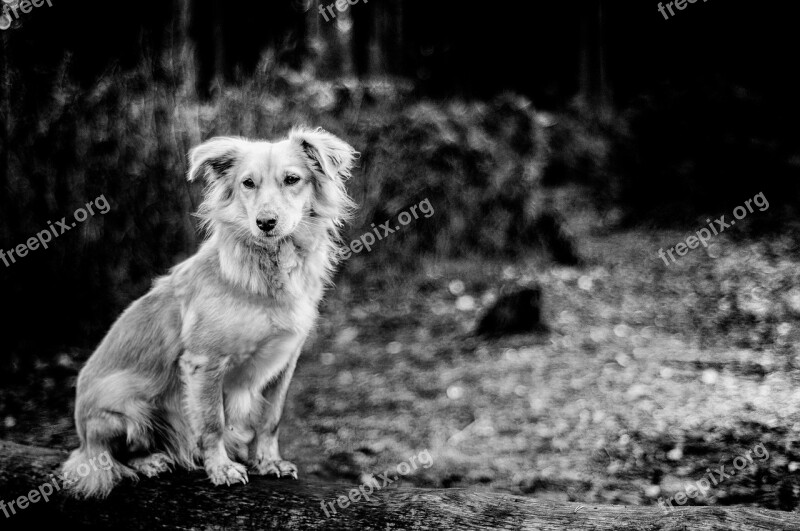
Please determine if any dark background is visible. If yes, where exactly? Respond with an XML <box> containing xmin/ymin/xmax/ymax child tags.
<box><xmin>1</xmin><ymin>0</ymin><xmax>799</xmax><ymax>512</ymax></box>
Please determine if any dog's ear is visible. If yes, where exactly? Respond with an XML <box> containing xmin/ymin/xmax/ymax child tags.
<box><xmin>290</xmin><ymin>127</ymin><xmax>357</xmax><ymax>226</ymax></box>
<box><xmin>289</xmin><ymin>127</ymin><xmax>358</xmax><ymax>181</ymax></box>
<box><xmin>187</xmin><ymin>137</ymin><xmax>243</xmax><ymax>183</ymax></box>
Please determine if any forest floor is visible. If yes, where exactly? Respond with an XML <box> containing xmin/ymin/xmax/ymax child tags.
<box><xmin>2</xmin><ymin>184</ymin><xmax>800</xmax><ymax>513</ymax></box>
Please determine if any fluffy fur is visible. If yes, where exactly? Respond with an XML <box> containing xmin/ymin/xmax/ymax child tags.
<box><xmin>62</xmin><ymin>127</ymin><xmax>357</xmax><ymax>498</ymax></box>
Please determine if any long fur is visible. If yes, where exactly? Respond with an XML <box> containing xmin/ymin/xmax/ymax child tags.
<box><xmin>63</xmin><ymin>127</ymin><xmax>357</xmax><ymax>498</ymax></box>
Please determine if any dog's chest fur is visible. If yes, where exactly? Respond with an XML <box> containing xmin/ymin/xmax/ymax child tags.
<box><xmin>174</xmin><ymin>235</ymin><xmax>327</xmax><ymax>392</ymax></box>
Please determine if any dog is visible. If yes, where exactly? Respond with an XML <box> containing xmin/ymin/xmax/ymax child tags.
<box><xmin>61</xmin><ymin>127</ymin><xmax>357</xmax><ymax>498</ymax></box>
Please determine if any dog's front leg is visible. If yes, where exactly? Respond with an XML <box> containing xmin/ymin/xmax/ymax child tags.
<box><xmin>180</xmin><ymin>350</ymin><xmax>248</xmax><ymax>486</ymax></box>
<box><xmin>249</xmin><ymin>349</ymin><xmax>300</xmax><ymax>478</ymax></box>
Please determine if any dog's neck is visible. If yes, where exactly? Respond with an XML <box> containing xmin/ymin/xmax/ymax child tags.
<box><xmin>208</xmin><ymin>228</ymin><xmax>331</xmax><ymax>301</ymax></box>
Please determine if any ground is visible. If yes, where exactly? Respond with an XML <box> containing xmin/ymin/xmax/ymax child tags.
<box><xmin>2</xmin><ymin>184</ymin><xmax>799</xmax><ymax>513</ymax></box>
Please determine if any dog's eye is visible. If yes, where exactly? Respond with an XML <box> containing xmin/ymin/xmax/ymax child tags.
<box><xmin>284</xmin><ymin>174</ymin><xmax>301</xmax><ymax>186</ymax></box>
<box><xmin>242</xmin><ymin>178</ymin><xmax>256</xmax><ymax>189</ymax></box>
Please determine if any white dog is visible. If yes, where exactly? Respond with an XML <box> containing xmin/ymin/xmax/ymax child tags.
<box><xmin>62</xmin><ymin>127</ymin><xmax>357</xmax><ymax>498</ymax></box>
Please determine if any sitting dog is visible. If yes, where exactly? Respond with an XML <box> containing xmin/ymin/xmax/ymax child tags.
<box><xmin>62</xmin><ymin>127</ymin><xmax>357</xmax><ymax>498</ymax></box>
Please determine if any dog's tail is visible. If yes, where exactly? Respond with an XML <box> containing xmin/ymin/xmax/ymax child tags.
<box><xmin>61</xmin><ymin>444</ymin><xmax>137</xmax><ymax>499</ymax></box>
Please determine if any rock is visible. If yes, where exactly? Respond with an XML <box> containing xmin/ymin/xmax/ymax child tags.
<box><xmin>475</xmin><ymin>286</ymin><xmax>546</xmax><ymax>337</ymax></box>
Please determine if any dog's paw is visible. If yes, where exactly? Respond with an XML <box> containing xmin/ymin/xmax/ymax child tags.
<box><xmin>206</xmin><ymin>460</ymin><xmax>249</xmax><ymax>486</ymax></box>
<box><xmin>129</xmin><ymin>453</ymin><xmax>173</xmax><ymax>478</ymax></box>
<box><xmin>253</xmin><ymin>458</ymin><xmax>298</xmax><ymax>479</ymax></box>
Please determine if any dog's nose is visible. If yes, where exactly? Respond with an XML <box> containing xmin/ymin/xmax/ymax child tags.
<box><xmin>256</xmin><ymin>217</ymin><xmax>278</xmax><ymax>233</ymax></box>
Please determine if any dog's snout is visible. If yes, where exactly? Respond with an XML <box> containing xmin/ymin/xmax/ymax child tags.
<box><xmin>256</xmin><ymin>217</ymin><xmax>278</xmax><ymax>233</ymax></box>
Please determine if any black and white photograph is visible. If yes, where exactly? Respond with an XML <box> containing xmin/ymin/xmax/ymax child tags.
<box><xmin>1</xmin><ymin>1</ymin><xmax>799</xmax><ymax>529</ymax></box>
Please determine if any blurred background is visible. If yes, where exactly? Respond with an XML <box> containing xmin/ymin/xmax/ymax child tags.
<box><xmin>1</xmin><ymin>0</ymin><xmax>800</xmax><ymax>512</ymax></box>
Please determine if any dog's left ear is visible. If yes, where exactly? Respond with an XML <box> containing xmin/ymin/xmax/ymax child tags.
<box><xmin>290</xmin><ymin>127</ymin><xmax>357</xmax><ymax>226</ymax></box>
<box><xmin>290</xmin><ymin>127</ymin><xmax>358</xmax><ymax>181</ymax></box>
<box><xmin>187</xmin><ymin>137</ymin><xmax>244</xmax><ymax>183</ymax></box>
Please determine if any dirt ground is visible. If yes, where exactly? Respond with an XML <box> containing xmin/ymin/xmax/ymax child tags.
<box><xmin>2</xmin><ymin>185</ymin><xmax>799</xmax><ymax>512</ymax></box>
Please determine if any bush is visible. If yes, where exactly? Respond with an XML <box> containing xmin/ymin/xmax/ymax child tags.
<box><xmin>541</xmin><ymin>101</ymin><xmax>617</xmax><ymax>192</ymax></box>
<box><xmin>354</xmin><ymin>93</ymin><xmax>546</xmax><ymax>258</ymax></box>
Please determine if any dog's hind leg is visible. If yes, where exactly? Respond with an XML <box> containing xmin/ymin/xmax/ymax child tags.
<box><xmin>62</xmin><ymin>410</ymin><xmax>141</xmax><ymax>498</ymax></box>
<box><xmin>63</xmin><ymin>372</ymin><xmax>158</xmax><ymax>497</ymax></box>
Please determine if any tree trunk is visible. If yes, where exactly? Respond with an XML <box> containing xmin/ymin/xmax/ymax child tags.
<box><xmin>351</xmin><ymin>0</ymin><xmax>372</xmax><ymax>77</ymax></box>
<box><xmin>578</xmin><ymin>0</ymin><xmax>613</xmax><ymax>109</ymax></box>
<box><xmin>0</xmin><ymin>31</ymin><xmax>11</xmax><ymax>241</ymax></box>
<box><xmin>1</xmin><ymin>441</ymin><xmax>798</xmax><ymax>530</ymax></box>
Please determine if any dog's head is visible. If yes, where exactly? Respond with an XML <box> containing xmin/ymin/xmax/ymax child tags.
<box><xmin>188</xmin><ymin>127</ymin><xmax>357</xmax><ymax>248</ymax></box>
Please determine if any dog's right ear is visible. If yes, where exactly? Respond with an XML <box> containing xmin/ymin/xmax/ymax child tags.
<box><xmin>187</xmin><ymin>137</ymin><xmax>243</xmax><ymax>183</ymax></box>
